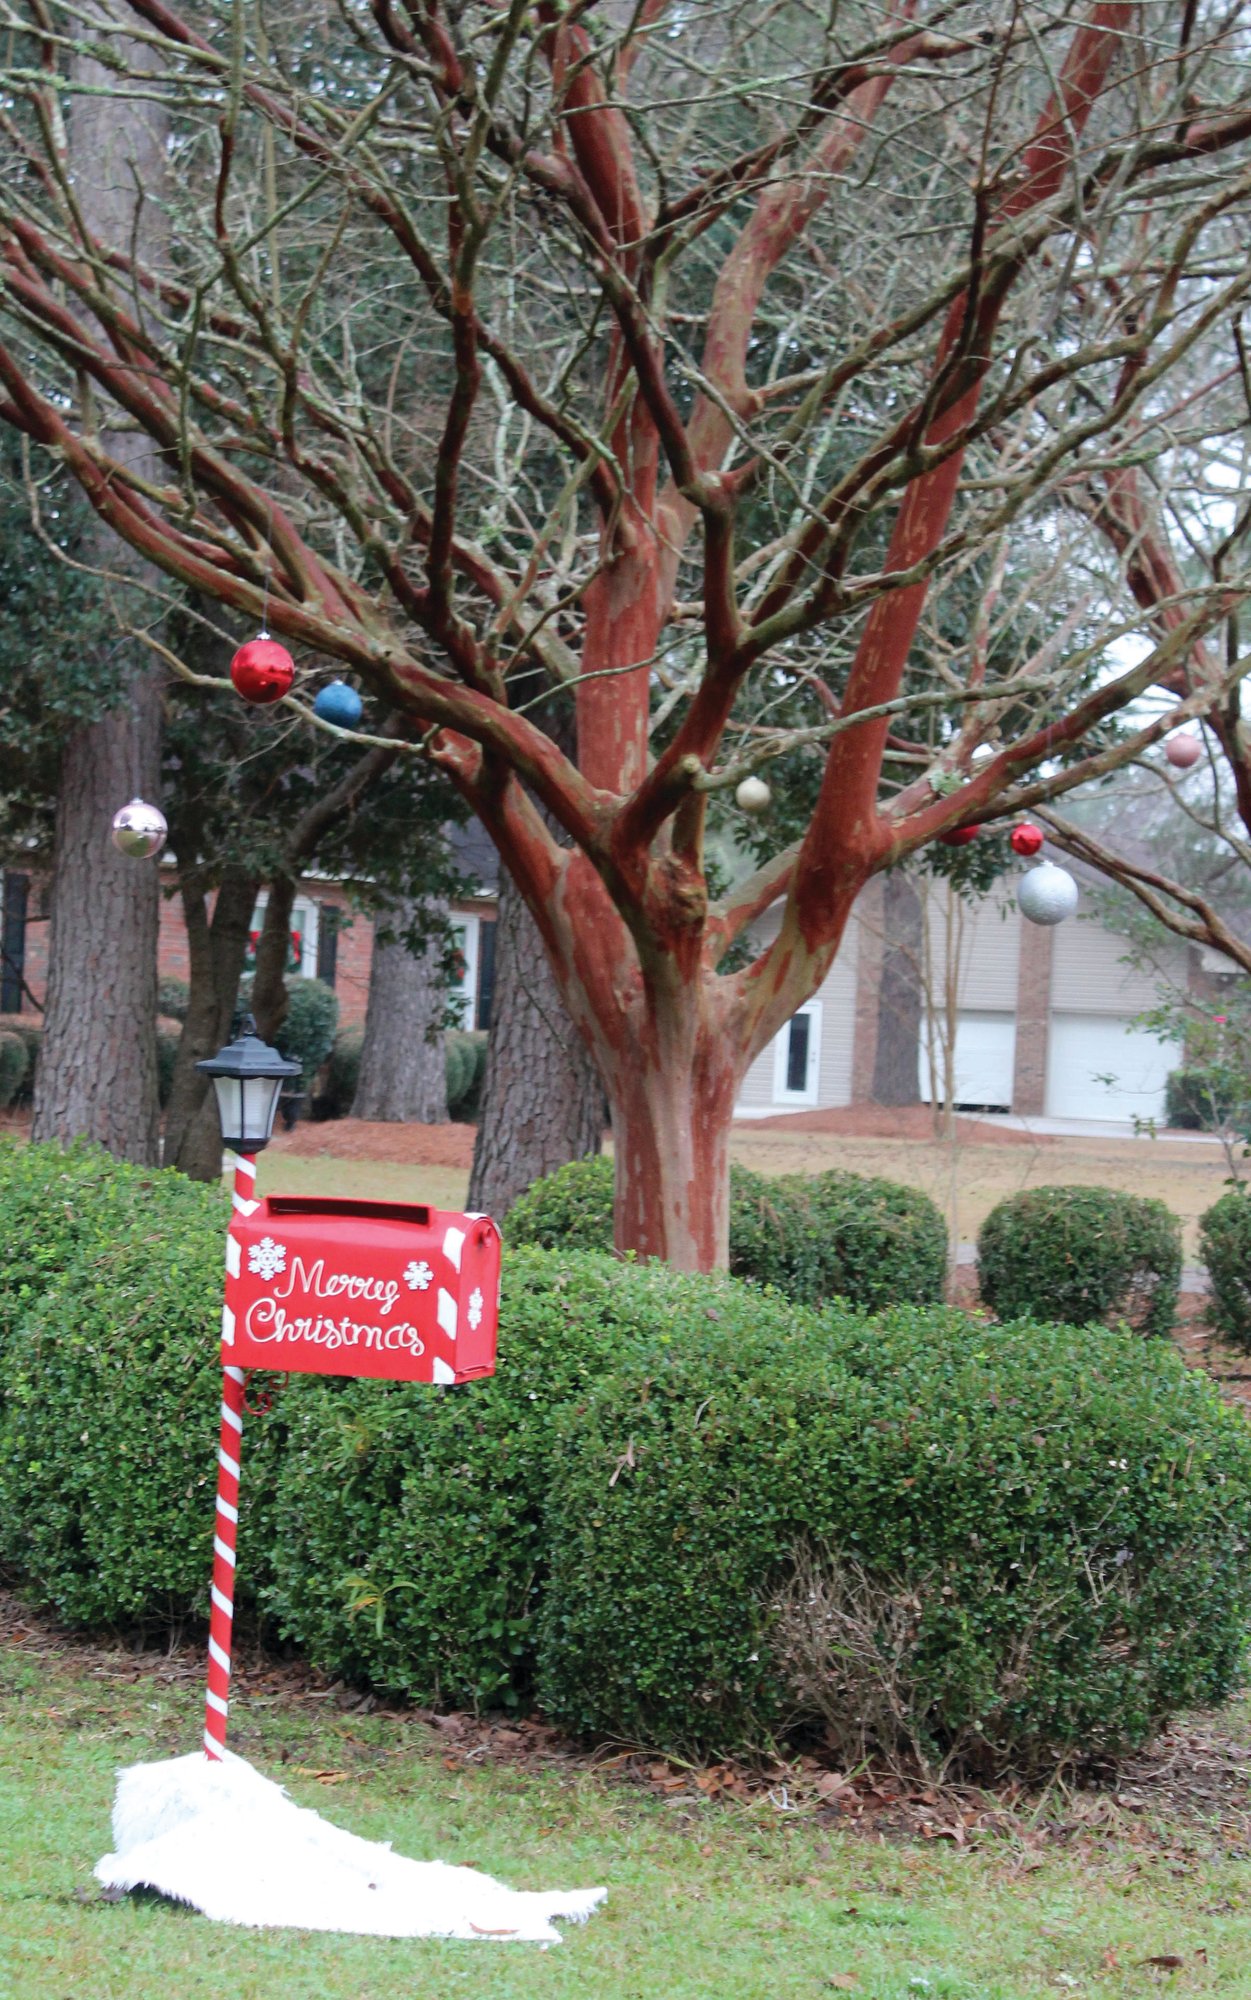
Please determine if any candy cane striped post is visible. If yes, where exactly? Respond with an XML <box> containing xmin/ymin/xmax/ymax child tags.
<box><xmin>203</xmin><ymin>1152</ymin><xmax>258</xmax><ymax>1761</ymax></box>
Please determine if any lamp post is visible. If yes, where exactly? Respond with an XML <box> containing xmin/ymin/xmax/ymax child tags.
<box><xmin>195</xmin><ymin>1023</ymin><xmax>300</xmax><ymax>1761</ymax></box>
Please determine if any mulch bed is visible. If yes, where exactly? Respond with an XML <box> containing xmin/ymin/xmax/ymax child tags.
<box><xmin>269</xmin><ymin>1118</ymin><xmax>481</xmax><ymax>1168</ymax></box>
<box><xmin>746</xmin><ymin>1104</ymin><xmax>1060</xmax><ymax>1145</ymax></box>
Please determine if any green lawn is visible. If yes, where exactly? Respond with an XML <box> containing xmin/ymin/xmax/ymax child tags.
<box><xmin>2</xmin><ymin>1633</ymin><xmax>1249</xmax><ymax>2000</ymax></box>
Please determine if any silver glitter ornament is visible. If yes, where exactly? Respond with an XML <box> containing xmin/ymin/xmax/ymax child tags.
<box><xmin>111</xmin><ymin>797</ymin><xmax>168</xmax><ymax>860</ymax></box>
<box><xmin>1017</xmin><ymin>859</ymin><xmax>1078</xmax><ymax>926</ymax></box>
<box><xmin>735</xmin><ymin>775</ymin><xmax>772</xmax><ymax>814</ymax></box>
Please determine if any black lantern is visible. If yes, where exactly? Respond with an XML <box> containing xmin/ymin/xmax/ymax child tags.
<box><xmin>196</xmin><ymin>1019</ymin><xmax>301</xmax><ymax>1156</ymax></box>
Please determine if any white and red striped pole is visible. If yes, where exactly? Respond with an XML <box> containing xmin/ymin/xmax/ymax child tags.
<box><xmin>203</xmin><ymin>1151</ymin><xmax>258</xmax><ymax>1761</ymax></box>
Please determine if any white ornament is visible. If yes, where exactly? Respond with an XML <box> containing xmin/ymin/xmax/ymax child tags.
<box><xmin>1017</xmin><ymin>860</ymin><xmax>1079</xmax><ymax>927</ymax></box>
<box><xmin>735</xmin><ymin>775</ymin><xmax>772</xmax><ymax>814</ymax></box>
<box><xmin>467</xmin><ymin>1287</ymin><xmax>484</xmax><ymax>1332</ymax></box>
<box><xmin>404</xmin><ymin>1259</ymin><xmax>433</xmax><ymax>1292</ymax></box>
<box><xmin>247</xmin><ymin>1236</ymin><xmax>287</xmax><ymax>1281</ymax></box>
<box><xmin>111</xmin><ymin>798</ymin><xmax>168</xmax><ymax>860</ymax></box>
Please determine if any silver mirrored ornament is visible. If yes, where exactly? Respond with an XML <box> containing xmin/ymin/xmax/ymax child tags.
<box><xmin>111</xmin><ymin>797</ymin><xmax>168</xmax><ymax>860</ymax></box>
<box><xmin>735</xmin><ymin>774</ymin><xmax>772</xmax><ymax>814</ymax></box>
<box><xmin>1017</xmin><ymin>859</ymin><xmax>1078</xmax><ymax>926</ymax></box>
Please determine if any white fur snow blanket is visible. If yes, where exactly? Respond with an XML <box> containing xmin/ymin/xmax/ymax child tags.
<box><xmin>95</xmin><ymin>1751</ymin><xmax>606</xmax><ymax>1944</ymax></box>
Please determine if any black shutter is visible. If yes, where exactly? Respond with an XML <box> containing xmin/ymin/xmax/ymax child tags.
<box><xmin>316</xmin><ymin>902</ymin><xmax>339</xmax><ymax>988</ymax></box>
<box><xmin>476</xmin><ymin>917</ymin><xmax>496</xmax><ymax>1033</ymax></box>
<box><xmin>1</xmin><ymin>872</ymin><xmax>28</xmax><ymax>1013</ymax></box>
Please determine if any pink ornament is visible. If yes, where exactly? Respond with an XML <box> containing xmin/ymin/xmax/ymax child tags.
<box><xmin>1165</xmin><ymin>731</ymin><xmax>1202</xmax><ymax>769</ymax></box>
<box><xmin>1010</xmin><ymin>821</ymin><xmax>1044</xmax><ymax>858</ymax></box>
<box><xmin>230</xmin><ymin>636</ymin><xmax>295</xmax><ymax>705</ymax></box>
<box><xmin>939</xmin><ymin>825</ymin><xmax>979</xmax><ymax>848</ymax></box>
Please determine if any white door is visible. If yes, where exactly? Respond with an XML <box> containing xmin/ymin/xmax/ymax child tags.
<box><xmin>920</xmin><ymin>1011</ymin><xmax>1016</xmax><ymax>1111</ymax></box>
<box><xmin>772</xmin><ymin>1002</ymin><xmax>822</xmax><ymax>1108</ymax></box>
<box><xmin>1045</xmin><ymin>1014</ymin><xmax>1173</xmax><ymax>1123</ymax></box>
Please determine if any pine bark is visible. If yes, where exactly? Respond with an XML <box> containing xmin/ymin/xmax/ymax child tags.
<box><xmin>31</xmin><ymin>34</ymin><xmax>168</xmax><ymax>1163</ymax></box>
<box><xmin>164</xmin><ymin>867</ymin><xmax>258</xmax><ymax>1179</ymax></box>
<box><xmin>467</xmin><ymin>860</ymin><xmax>605</xmax><ymax>1217</ymax></box>
<box><xmin>871</xmin><ymin>869</ymin><xmax>923</xmax><ymax>1106</ymax></box>
<box><xmin>350</xmin><ymin>898</ymin><xmax>449</xmax><ymax>1122</ymax></box>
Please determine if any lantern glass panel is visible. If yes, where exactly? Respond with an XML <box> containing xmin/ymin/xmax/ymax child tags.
<box><xmin>210</xmin><ymin>1073</ymin><xmax>285</xmax><ymax>1152</ymax></box>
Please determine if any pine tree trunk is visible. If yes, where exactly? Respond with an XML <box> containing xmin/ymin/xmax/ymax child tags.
<box><xmin>467</xmin><ymin>861</ymin><xmax>605</xmax><ymax>1217</ymax></box>
<box><xmin>872</xmin><ymin>869</ymin><xmax>923</xmax><ymax>1106</ymax></box>
<box><xmin>164</xmin><ymin>867</ymin><xmax>258</xmax><ymax>1179</ymax></box>
<box><xmin>31</xmin><ymin>687</ymin><xmax>164</xmax><ymax>1160</ymax></box>
<box><xmin>31</xmin><ymin>32</ymin><xmax>168</xmax><ymax>1163</ymax></box>
<box><xmin>350</xmin><ymin>899</ymin><xmax>449</xmax><ymax>1122</ymax></box>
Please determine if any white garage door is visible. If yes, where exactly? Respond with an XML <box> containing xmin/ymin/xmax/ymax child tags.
<box><xmin>1046</xmin><ymin>1014</ymin><xmax>1174</xmax><ymax>1123</ymax></box>
<box><xmin>920</xmin><ymin>1011</ymin><xmax>1016</xmax><ymax>1111</ymax></box>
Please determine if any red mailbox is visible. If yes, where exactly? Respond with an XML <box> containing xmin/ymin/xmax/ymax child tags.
<box><xmin>223</xmin><ymin>1195</ymin><xmax>500</xmax><ymax>1384</ymax></box>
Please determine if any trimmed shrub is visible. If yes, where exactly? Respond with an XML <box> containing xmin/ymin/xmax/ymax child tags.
<box><xmin>506</xmin><ymin>1156</ymin><xmax>947</xmax><ymax>1308</ymax></box>
<box><xmin>537</xmin><ymin>1304</ymin><xmax>1251</xmax><ymax>1773</ymax></box>
<box><xmin>503</xmin><ymin>1153</ymin><xmax>614</xmax><ymax>1252</ymax></box>
<box><xmin>446</xmin><ymin>1029</ymin><xmax>487</xmax><ymax>1120</ymax></box>
<box><xmin>156</xmin><ymin>1027</ymin><xmax>180</xmax><ymax>1109</ymax></box>
<box><xmin>0</xmin><ymin>1141</ymin><xmax>170</xmax><ymax>1365</ymax></box>
<box><xmin>313</xmin><ymin>1026</ymin><xmax>363</xmax><ymax>1119</ymax></box>
<box><xmin>0</xmin><ymin>1031</ymin><xmax>28</xmax><ymax>1110</ymax></box>
<box><xmin>977</xmin><ymin>1185</ymin><xmax>1182</xmax><ymax>1336</ymax></box>
<box><xmin>158</xmin><ymin>976</ymin><xmax>191</xmax><ymax>1023</ymax></box>
<box><xmin>0</xmin><ymin>1017</ymin><xmax>40</xmax><ymax>1105</ymax></box>
<box><xmin>0</xmin><ymin>1162</ymin><xmax>284</xmax><ymax>1628</ymax></box>
<box><xmin>1200</xmin><ymin>1188</ymin><xmax>1251</xmax><ymax>1349</ymax></box>
<box><xmin>1165</xmin><ymin>1065</ymin><xmax>1248</xmax><ymax>1132</ymax></box>
<box><xmin>265</xmin><ymin>1251</ymin><xmax>793</xmax><ymax>1711</ymax></box>
<box><xmin>275</xmin><ymin>978</ymin><xmax>340</xmax><ymax>1090</ymax></box>
<box><xmin>730</xmin><ymin>1167</ymin><xmax>947</xmax><ymax>1307</ymax></box>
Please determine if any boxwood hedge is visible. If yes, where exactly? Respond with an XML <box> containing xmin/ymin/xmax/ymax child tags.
<box><xmin>0</xmin><ymin>1150</ymin><xmax>285</xmax><ymax>1628</ymax></box>
<box><xmin>977</xmin><ymin>1185</ymin><xmax>1182</xmax><ymax>1336</ymax></box>
<box><xmin>264</xmin><ymin>1250</ymin><xmax>804</xmax><ymax>1710</ymax></box>
<box><xmin>505</xmin><ymin>1155</ymin><xmax>947</xmax><ymax>1308</ymax></box>
<box><xmin>1200</xmin><ymin>1188</ymin><xmax>1251</xmax><ymax>1349</ymax></box>
<box><xmin>536</xmin><ymin>1304</ymin><xmax>1251</xmax><ymax>1773</ymax></box>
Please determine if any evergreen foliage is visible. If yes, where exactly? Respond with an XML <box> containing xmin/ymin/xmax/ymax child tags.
<box><xmin>977</xmin><ymin>1186</ymin><xmax>1182</xmax><ymax>1336</ymax></box>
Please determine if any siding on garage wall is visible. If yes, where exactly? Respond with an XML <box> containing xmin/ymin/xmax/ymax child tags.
<box><xmin>736</xmin><ymin>906</ymin><xmax>861</xmax><ymax>1110</ymax></box>
<box><xmin>1050</xmin><ymin>913</ymin><xmax>1188</xmax><ymax>1015</ymax></box>
<box><xmin>920</xmin><ymin>883</ymin><xmax>1022</xmax><ymax>1012</ymax></box>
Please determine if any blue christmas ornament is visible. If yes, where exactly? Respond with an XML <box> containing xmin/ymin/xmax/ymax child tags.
<box><xmin>313</xmin><ymin>679</ymin><xmax>363</xmax><ymax>728</ymax></box>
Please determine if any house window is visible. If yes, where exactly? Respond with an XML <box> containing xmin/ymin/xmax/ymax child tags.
<box><xmin>449</xmin><ymin>914</ymin><xmax>480</xmax><ymax>1030</ymax></box>
<box><xmin>248</xmin><ymin>893</ymin><xmax>321</xmax><ymax>979</ymax></box>
<box><xmin>771</xmin><ymin>1001</ymin><xmax>822</xmax><ymax>1108</ymax></box>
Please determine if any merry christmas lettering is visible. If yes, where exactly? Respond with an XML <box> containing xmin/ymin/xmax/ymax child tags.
<box><xmin>242</xmin><ymin>1254</ymin><xmax>425</xmax><ymax>1358</ymax></box>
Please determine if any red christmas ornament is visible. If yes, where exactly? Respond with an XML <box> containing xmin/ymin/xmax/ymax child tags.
<box><xmin>1010</xmin><ymin>821</ymin><xmax>1044</xmax><ymax>857</ymax></box>
<box><xmin>230</xmin><ymin>636</ymin><xmax>295</xmax><ymax>705</ymax></box>
<box><xmin>939</xmin><ymin>824</ymin><xmax>979</xmax><ymax>847</ymax></box>
<box><xmin>1165</xmin><ymin>731</ymin><xmax>1202</xmax><ymax>770</ymax></box>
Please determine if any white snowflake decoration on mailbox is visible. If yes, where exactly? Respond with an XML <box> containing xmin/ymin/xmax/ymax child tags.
<box><xmin>247</xmin><ymin>1237</ymin><xmax>287</xmax><ymax>1281</ymax></box>
<box><xmin>467</xmin><ymin>1288</ymin><xmax>484</xmax><ymax>1331</ymax></box>
<box><xmin>404</xmin><ymin>1259</ymin><xmax>434</xmax><ymax>1292</ymax></box>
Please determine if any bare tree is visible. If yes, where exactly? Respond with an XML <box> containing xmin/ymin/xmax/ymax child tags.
<box><xmin>1</xmin><ymin>3</ymin><xmax>1249</xmax><ymax>1262</ymax></box>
